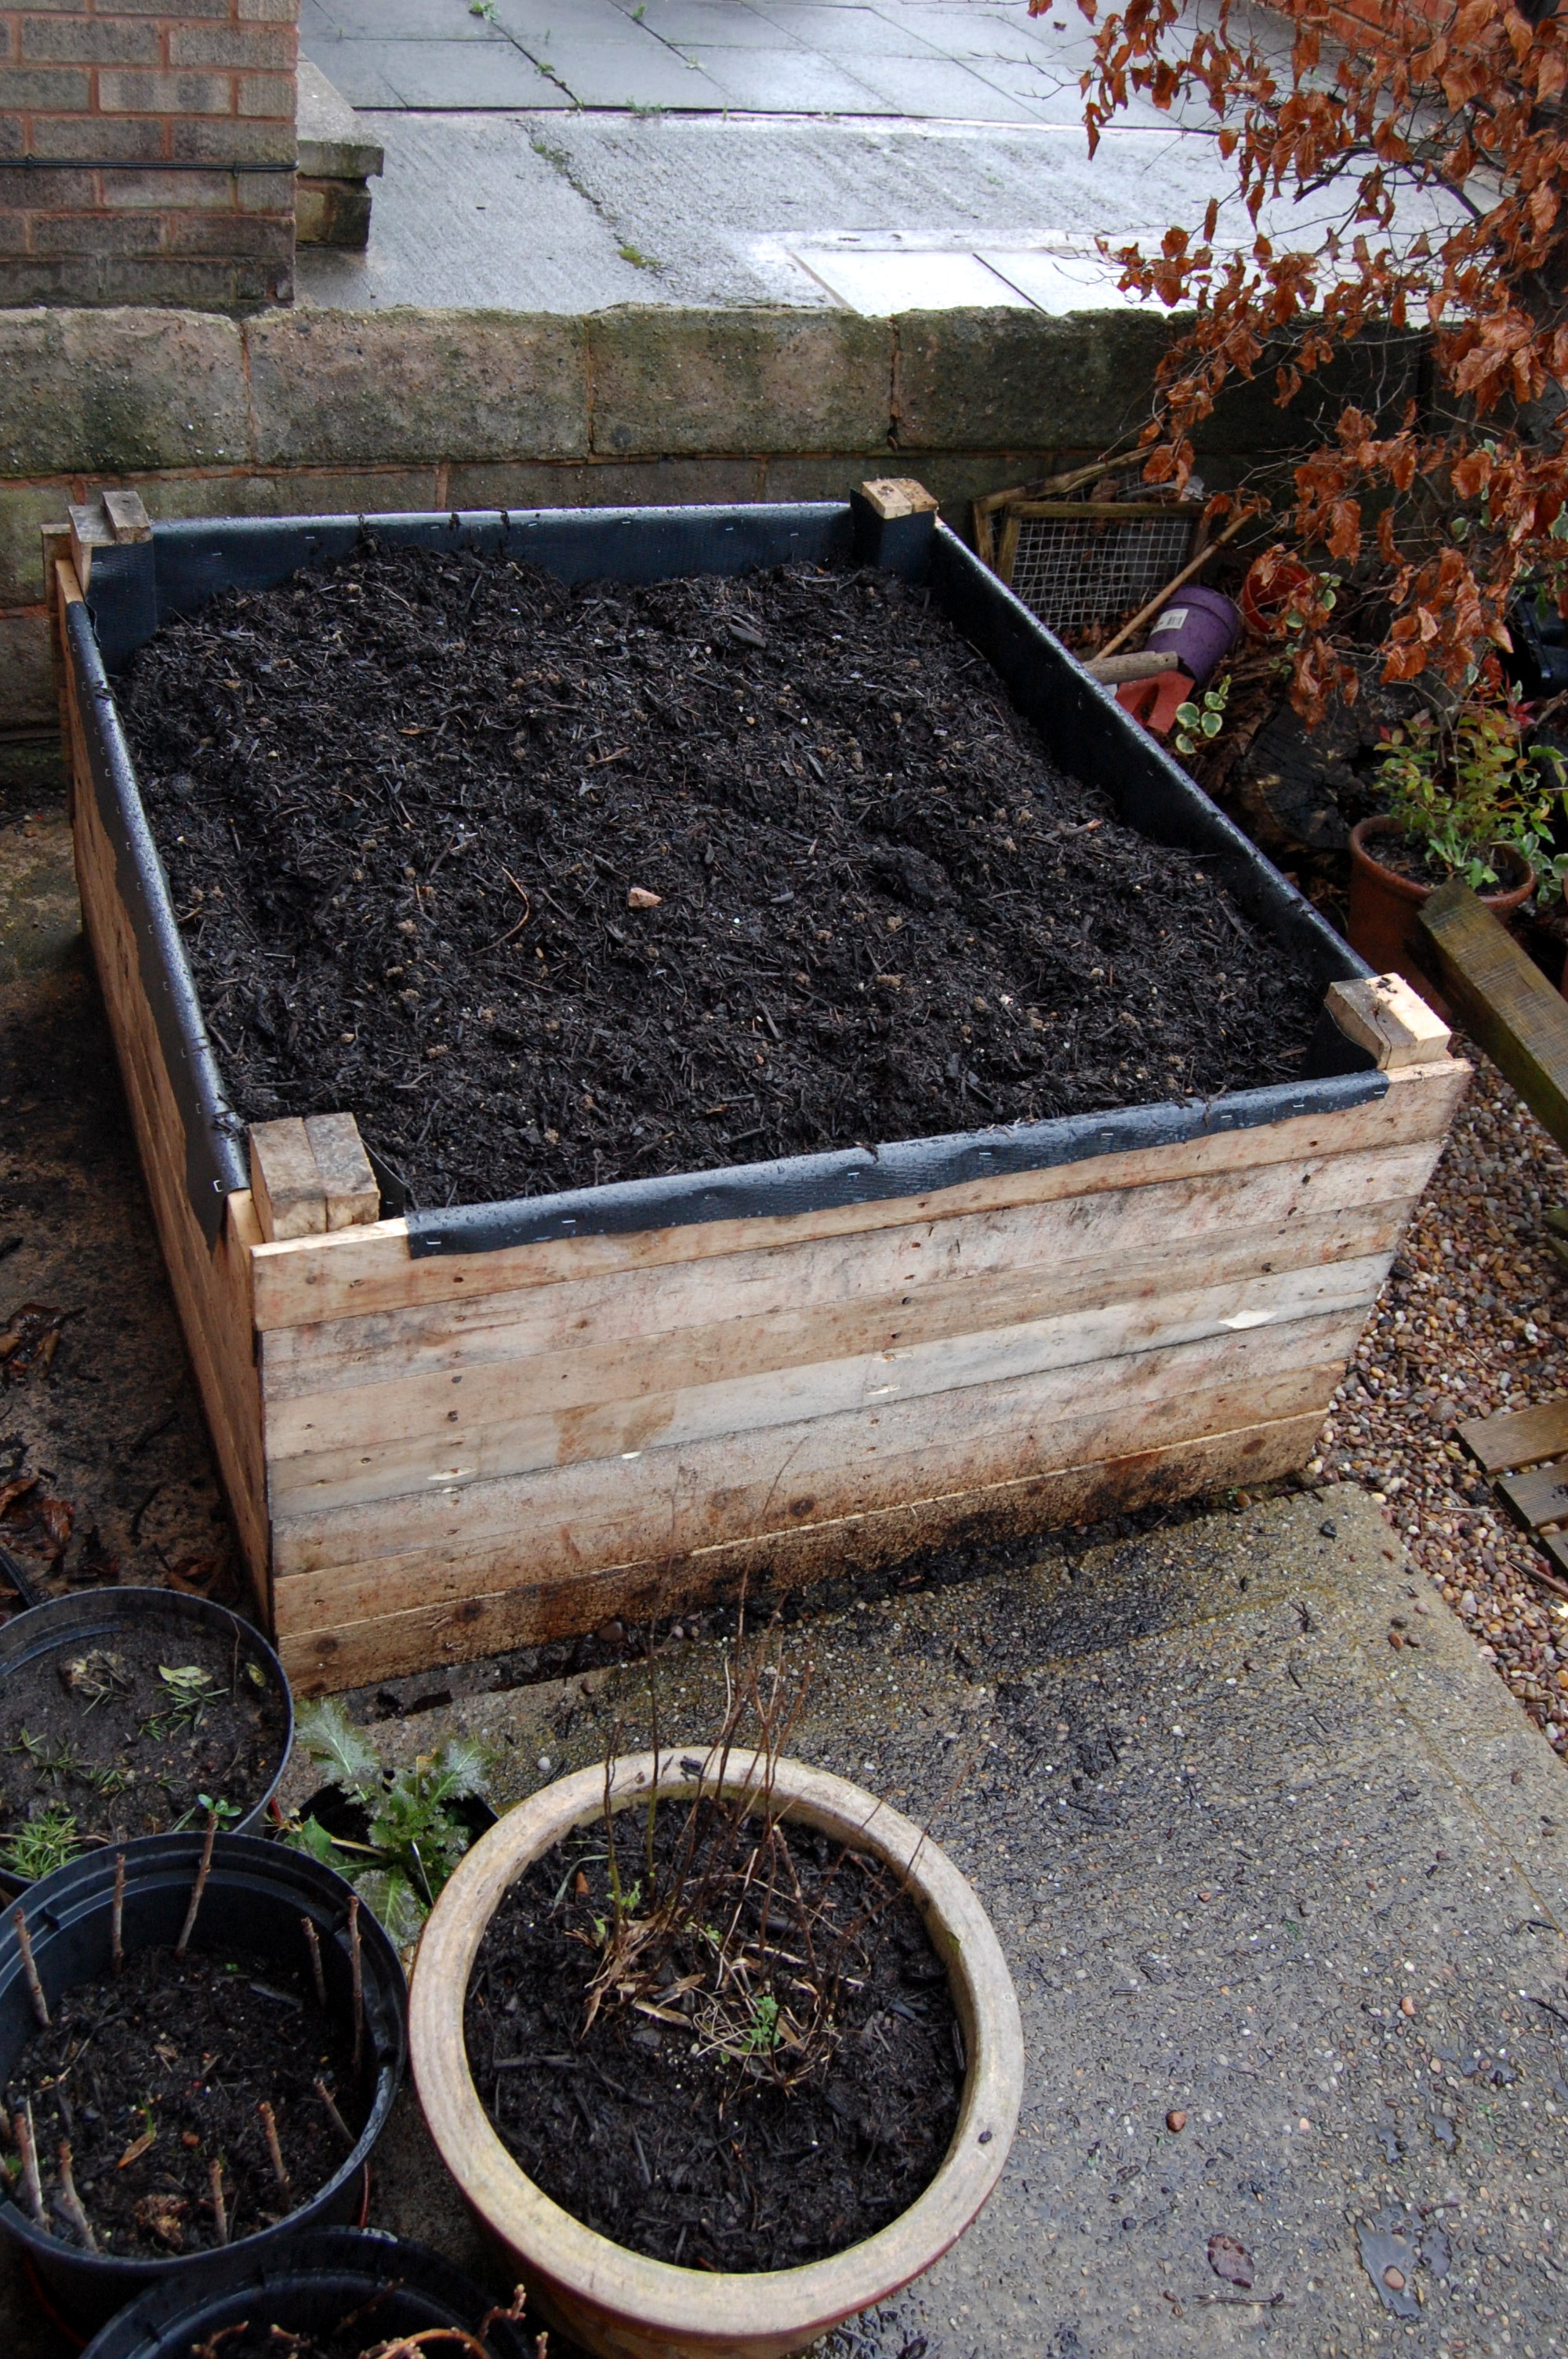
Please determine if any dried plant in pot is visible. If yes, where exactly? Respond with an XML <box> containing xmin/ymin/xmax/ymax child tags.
<box><xmin>1348</xmin><ymin>700</ymin><xmax>1563</xmax><ymax>1007</ymax></box>
<box><xmin>410</xmin><ymin>1730</ymin><xmax>1022</xmax><ymax>2359</ymax></box>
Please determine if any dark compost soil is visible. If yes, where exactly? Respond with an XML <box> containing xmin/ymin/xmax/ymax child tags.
<box><xmin>4</xmin><ymin>1941</ymin><xmax>365</xmax><ymax>2256</ymax></box>
<box><xmin>0</xmin><ymin>1619</ymin><xmax>285</xmax><ymax>1866</ymax></box>
<box><xmin>115</xmin><ymin>544</ymin><xmax>1324</xmax><ymax>1211</ymax></box>
<box><xmin>465</xmin><ymin>1799</ymin><xmax>963</xmax><ymax>2273</ymax></box>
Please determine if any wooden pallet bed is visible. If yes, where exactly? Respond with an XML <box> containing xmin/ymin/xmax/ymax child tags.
<box><xmin>47</xmin><ymin>486</ymin><xmax>1469</xmax><ymax>1693</ymax></box>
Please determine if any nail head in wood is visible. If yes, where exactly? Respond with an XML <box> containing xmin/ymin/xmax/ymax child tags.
<box><xmin>304</xmin><ymin>1112</ymin><xmax>381</xmax><ymax>1232</ymax></box>
<box><xmin>1325</xmin><ymin>975</ymin><xmax>1452</xmax><ymax>1069</ymax></box>
<box><xmin>857</xmin><ymin>478</ymin><xmax>939</xmax><ymax>521</ymax></box>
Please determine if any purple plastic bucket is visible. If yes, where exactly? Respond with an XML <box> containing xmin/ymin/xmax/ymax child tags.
<box><xmin>1143</xmin><ymin>584</ymin><xmax>1241</xmax><ymax>689</ymax></box>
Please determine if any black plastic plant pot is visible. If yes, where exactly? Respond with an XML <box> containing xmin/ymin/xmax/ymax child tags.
<box><xmin>0</xmin><ymin>1833</ymin><xmax>407</xmax><ymax>2327</ymax></box>
<box><xmin>80</xmin><ymin>2228</ymin><xmax>536</xmax><ymax>2359</ymax></box>
<box><xmin>0</xmin><ymin>1587</ymin><xmax>294</xmax><ymax>1893</ymax></box>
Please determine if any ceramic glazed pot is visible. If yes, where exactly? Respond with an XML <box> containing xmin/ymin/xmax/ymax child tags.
<box><xmin>411</xmin><ymin>1750</ymin><xmax>1024</xmax><ymax>2359</ymax></box>
<box><xmin>1348</xmin><ymin>816</ymin><xmax>1534</xmax><ymax>1016</ymax></box>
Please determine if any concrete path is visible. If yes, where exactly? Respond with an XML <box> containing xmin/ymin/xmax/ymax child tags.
<box><xmin>304</xmin><ymin>1485</ymin><xmax>1568</xmax><ymax>2357</ymax></box>
<box><xmin>295</xmin><ymin>0</ymin><xmax>1291</xmax><ymax>311</ymax></box>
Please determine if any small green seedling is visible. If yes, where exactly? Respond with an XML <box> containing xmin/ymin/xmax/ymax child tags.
<box><xmin>1174</xmin><ymin>672</ymin><xmax>1230</xmax><ymax>758</ymax></box>
<box><xmin>144</xmin><ymin>1663</ymin><xmax>220</xmax><ymax>1738</ymax></box>
<box><xmin>284</xmin><ymin>1700</ymin><xmax>489</xmax><ymax>1949</ymax></box>
<box><xmin>0</xmin><ymin>1805</ymin><xmax>83</xmax><ymax>1881</ymax></box>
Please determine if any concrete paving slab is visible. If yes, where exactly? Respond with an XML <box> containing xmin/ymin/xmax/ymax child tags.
<box><xmin>294</xmin><ymin>114</ymin><xmax>1234</xmax><ymax>311</ymax></box>
<box><xmin>679</xmin><ymin>48</ymin><xmax>887</xmax><ymax>110</ymax></box>
<box><xmin>347</xmin><ymin>39</ymin><xmax>572</xmax><ymax>107</ymax></box>
<box><xmin>255</xmin><ymin>1484</ymin><xmax>1568</xmax><ymax>2357</ymax></box>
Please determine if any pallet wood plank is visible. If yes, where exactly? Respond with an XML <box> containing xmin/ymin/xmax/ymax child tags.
<box><xmin>303</xmin><ymin>1113</ymin><xmax>381</xmax><ymax>1231</ymax></box>
<box><xmin>1495</xmin><ymin>1459</ymin><xmax>1568</xmax><ymax>1536</ymax></box>
<box><xmin>260</xmin><ymin>1204</ymin><xmax>1404</xmax><ymax>1490</ymax></box>
<box><xmin>250</xmin><ymin>1118</ymin><xmax>326</xmax><ymax>1241</ymax></box>
<box><xmin>276</xmin><ymin>1405</ymin><xmax>1327</xmax><ymax>1692</ymax></box>
<box><xmin>270</xmin><ymin>1319</ymin><xmax>1358</xmax><ymax>1603</ymax></box>
<box><xmin>65</xmin><ymin>608</ymin><xmax>270</xmax><ymax>1605</ymax></box>
<box><xmin>1325</xmin><ymin>975</ymin><xmax>1452</xmax><ymax>1069</ymax></box>
<box><xmin>1417</xmin><ymin>879</ymin><xmax>1568</xmax><ymax>1152</ymax></box>
<box><xmin>1457</xmin><ymin>1396</ymin><xmax>1568</xmax><ymax>1475</ymax></box>
<box><xmin>249</xmin><ymin>1060</ymin><xmax>1468</xmax><ymax>1334</ymax></box>
<box><xmin>260</xmin><ymin>1143</ymin><xmax>1436</xmax><ymax>1397</ymax></box>
<box><xmin>263</xmin><ymin>1253</ymin><xmax>1388</xmax><ymax>1498</ymax></box>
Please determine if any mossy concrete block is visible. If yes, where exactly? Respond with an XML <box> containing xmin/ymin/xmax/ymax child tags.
<box><xmin>588</xmin><ymin>310</ymin><xmax>893</xmax><ymax>458</ymax></box>
<box><xmin>0</xmin><ymin>610</ymin><xmax>56</xmax><ymax>729</ymax></box>
<box><xmin>0</xmin><ymin>307</ymin><xmax>249</xmax><ymax>475</ymax></box>
<box><xmin>894</xmin><ymin>306</ymin><xmax>1179</xmax><ymax>455</ymax></box>
<box><xmin>129</xmin><ymin>469</ymin><xmax>445</xmax><ymax>525</ymax></box>
<box><xmin>246</xmin><ymin>310</ymin><xmax>590</xmax><ymax>467</ymax></box>
<box><xmin>0</xmin><ymin>484</ymin><xmax>71</xmax><ymax>605</ymax></box>
<box><xmin>448</xmin><ymin>456</ymin><xmax>764</xmax><ymax>511</ymax></box>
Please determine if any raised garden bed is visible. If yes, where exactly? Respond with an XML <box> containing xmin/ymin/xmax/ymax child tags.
<box><xmin>48</xmin><ymin>484</ymin><xmax>1469</xmax><ymax>1695</ymax></box>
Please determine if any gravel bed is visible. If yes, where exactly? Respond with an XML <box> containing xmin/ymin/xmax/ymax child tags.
<box><xmin>1312</xmin><ymin>1046</ymin><xmax>1568</xmax><ymax>1754</ymax></box>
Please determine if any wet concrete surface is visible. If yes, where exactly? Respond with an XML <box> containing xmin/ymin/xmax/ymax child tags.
<box><xmin>1</xmin><ymin>760</ymin><xmax>1567</xmax><ymax>2354</ymax></box>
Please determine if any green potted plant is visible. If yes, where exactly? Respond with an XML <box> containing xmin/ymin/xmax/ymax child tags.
<box><xmin>1348</xmin><ymin>699</ymin><xmax>1565</xmax><ymax>1003</ymax></box>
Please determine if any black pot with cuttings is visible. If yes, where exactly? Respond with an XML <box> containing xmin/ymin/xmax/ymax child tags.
<box><xmin>0</xmin><ymin>1831</ymin><xmax>407</xmax><ymax>2324</ymax></box>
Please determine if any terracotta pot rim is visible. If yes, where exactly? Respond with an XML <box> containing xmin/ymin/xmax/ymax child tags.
<box><xmin>1349</xmin><ymin>814</ymin><xmax>1534</xmax><ymax>906</ymax></box>
<box><xmin>409</xmin><ymin>1750</ymin><xmax>1024</xmax><ymax>2350</ymax></box>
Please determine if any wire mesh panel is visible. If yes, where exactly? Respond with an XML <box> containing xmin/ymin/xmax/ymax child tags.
<box><xmin>1004</xmin><ymin>506</ymin><xmax>1201</xmax><ymax>636</ymax></box>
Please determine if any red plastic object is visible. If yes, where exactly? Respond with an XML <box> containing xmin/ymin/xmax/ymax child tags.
<box><xmin>1240</xmin><ymin>551</ymin><xmax>1314</xmax><ymax>637</ymax></box>
<box><xmin>1116</xmin><ymin>669</ymin><xmax>1189</xmax><ymax>738</ymax></box>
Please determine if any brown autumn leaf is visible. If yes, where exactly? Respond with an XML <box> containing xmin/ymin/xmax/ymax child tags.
<box><xmin>1208</xmin><ymin>2234</ymin><xmax>1254</xmax><ymax>2288</ymax></box>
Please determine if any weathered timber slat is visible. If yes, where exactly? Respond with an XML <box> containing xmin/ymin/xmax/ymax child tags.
<box><xmin>247</xmin><ymin>1063</ymin><xmax>1468</xmax><ymax>1335</ymax></box>
<box><xmin>251</xmin><ymin>1118</ymin><xmax>328</xmax><ymax>1240</ymax></box>
<box><xmin>1417</xmin><ymin>879</ymin><xmax>1568</xmax><ymax>1153</ymax></box>
<box><xmin>1494</xmin><ymin>1459</ymin><xmax>1568</xmax><ymax>1536</ymax></box>
<box><xmin>259</xmin><ymin>1146</ymin><xmax>1435</xmax><ymax>1397</ymax></box>
<box><xmin>263</xmin><ymin>1256</ymin><xmax>1389</xmax><ymax>1503</ymax></box>
<box><xmin>274</xmin><ymin>1406</ymin><xmax>1327</xmax><ymax>1693</ymax></box>
<box><xmin>269</xmin><ymin>1321</ymin><xmax>1362</xmax><ymax>1599</ymax></box>
<box><xmin>1457</xmin><ymin>1396</ymin><xmax>1568</xmax><ymax>1476</ymax></box>
<box><xmin>1325</xmin><ymin>974</ymin><xmax>1452</xmax><ymax>1069</ymax></box>
<box><xmin>62</xmin><ymin>565</ymin><xmax>270</xmax><ymax>1606</ymax></box>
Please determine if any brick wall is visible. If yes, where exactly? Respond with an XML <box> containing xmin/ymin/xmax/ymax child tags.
<box><xmin>0</xmin><ymin>0</ymin><xmax>297</xmax><ymax>311</ymax></box>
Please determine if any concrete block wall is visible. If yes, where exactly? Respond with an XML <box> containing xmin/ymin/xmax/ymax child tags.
<box><xmin>0</xmin><ymin>302</ymin><xmax>1421</xmax><ymax>747</ymax></box>
<box><xmin>0</xmin><ymin>0</ymin><xmax>297</xmax><ymax>311</ymax></box>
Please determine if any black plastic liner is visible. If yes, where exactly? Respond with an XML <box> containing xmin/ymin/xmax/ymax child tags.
<box><xmin>67</xmin><ymin>495</ymin><xmax>1378</xmax><ymax>1256</ymax></box>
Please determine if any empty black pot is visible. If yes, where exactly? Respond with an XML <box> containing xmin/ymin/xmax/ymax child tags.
<box><xmin>0</xmin><ymin>1833</ymin><xmax>406</xmax><ymax>2325</ymax></box>
<box><xmin>80</xmin><ymin>2228</ymin><xmax>536</xmax><ymax>2359</ymax></box>
<box><xmin>0</xmin><ymin>1587</ymin><xmax>293</xmax><ymax>1890</ymax></box>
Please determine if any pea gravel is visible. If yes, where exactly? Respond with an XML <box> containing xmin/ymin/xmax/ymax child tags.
<box><xmin>1312</xmin><ymin>1047</ymin><xmax>1568</xmax><ymax>1754</ymax></box>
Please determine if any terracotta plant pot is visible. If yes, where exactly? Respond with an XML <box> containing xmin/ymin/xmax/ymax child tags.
<box><xmin>1348</xmin><ymin>815</ymin><xmax>1534</xmax><ymax>1016</ymax></box>
<box><xmin>411</xmin><ymin>1750</ymin><xmax>1024</xmax><ymax>2359</ymax></box>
